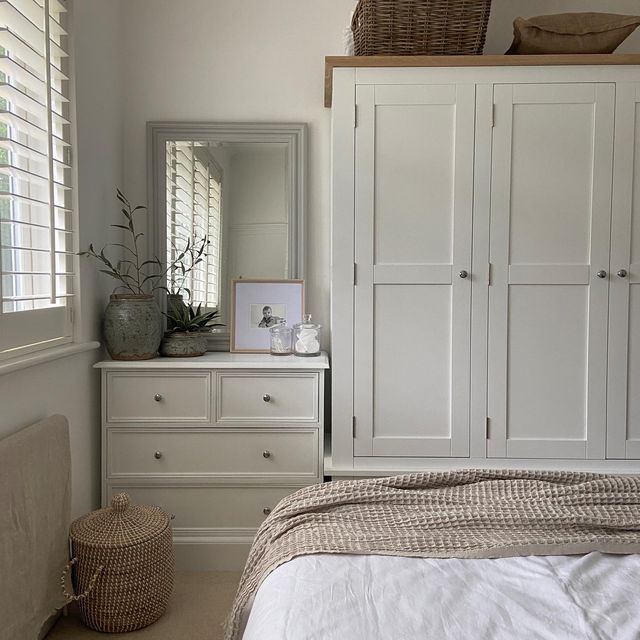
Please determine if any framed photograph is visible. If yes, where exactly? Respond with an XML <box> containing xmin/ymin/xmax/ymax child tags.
<box><xmin>230</xmin><ymin>279</ymin><xmax>304</xmax><ymax>353</ymax></box>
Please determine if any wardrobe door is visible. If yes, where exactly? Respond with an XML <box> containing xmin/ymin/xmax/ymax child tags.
<box><xmin>607</xmin><ymin>84</ymin><xmax>640</xmax><ymax>459</ymax></box>
<box><xmin>487</xmin><ymin>83</ymin><xmax>615</xmax><ymax>459</ymax></box>
<box><xmin>353</xmin><ymin>84</ymin><xmax>475</xmax><ymax>457</ymax></box>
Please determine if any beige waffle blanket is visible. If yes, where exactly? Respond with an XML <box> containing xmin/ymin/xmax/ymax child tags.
<box><xmin>225</xmin><ymin>469</ymin><xmax>640</xmax><ymax>640</ymax></box>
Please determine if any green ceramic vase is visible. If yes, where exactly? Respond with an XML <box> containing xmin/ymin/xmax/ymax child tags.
<box><xmin>103</xmin><ymin>294</ymin><xmax>162</xmax><ymax>360</ymax></box>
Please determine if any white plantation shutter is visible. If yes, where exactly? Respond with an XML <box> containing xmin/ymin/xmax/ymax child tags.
<box><xmin>0</xmin><ymin>0</ymin><xmax>74</xmax><ymax>358</ymax></box>
<box><xmin>166</xmin><ymin>141</ymin><xmax>222</xmax><ymax>308</ymax></box>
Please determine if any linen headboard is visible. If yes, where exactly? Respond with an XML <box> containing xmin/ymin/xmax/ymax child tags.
<box><xmin>0</xmin><ymin>415</ymin><xmax>71</xmax><ymax>640</ymax></box>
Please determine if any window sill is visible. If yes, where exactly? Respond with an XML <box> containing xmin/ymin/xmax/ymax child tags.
<box><xmin>0</xmin><ymin>341</ymin><xmax>101</xmax><ymax>377</ymax></box>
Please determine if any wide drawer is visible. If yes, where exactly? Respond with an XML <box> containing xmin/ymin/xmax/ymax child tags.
<box><xmin>216</xmin><ymin>372</ymin><xmax>318</xmax><ymax>423</ymax></box>
<box><xmin>106</xmin><ymin>485</ymin><xmax>302</xmax><ymax>530</ymax></box>
<box><xmin>106</xmin><ymin>372</ymin><xmax>211</xmax><ymax>423</ymax></box>
<box><xmin>107</xmin><ymin>428</ymin><xmax>319</xmax><ymax>478</ymax></box>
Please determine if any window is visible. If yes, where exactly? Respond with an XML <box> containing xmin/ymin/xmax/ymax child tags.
<box><xmin>166</xmin><ymin>141</ymin><xmax>222</xmax><ymax>308</ymax></box>
<box><xmin>0</xmin><ymin>0</ymin><xmax>73</xmax><ymax>359</ymax></box>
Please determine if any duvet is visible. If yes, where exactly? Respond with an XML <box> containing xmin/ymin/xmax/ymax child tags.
<box><xmin>242</xmin><ymin>551</ymin><xmax>640</xmax><ymax>639</ymax></box>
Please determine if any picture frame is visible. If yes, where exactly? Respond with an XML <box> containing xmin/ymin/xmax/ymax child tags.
<box><xmin>230</xmin><ymin>279</ymin><xmax>305</xmax><ymax>353</ymax></box>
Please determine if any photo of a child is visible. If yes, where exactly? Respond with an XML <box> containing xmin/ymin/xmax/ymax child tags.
<box><xmin>251</xmin><ymin>304</ymin><xmax>286</xmax><ymax>329</ymax></box>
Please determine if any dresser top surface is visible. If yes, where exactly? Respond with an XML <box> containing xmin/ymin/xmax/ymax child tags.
<box><xmin>94</xmin><ymin>351</ymin><xmax>330</xmax><ymax>370</ymax></box>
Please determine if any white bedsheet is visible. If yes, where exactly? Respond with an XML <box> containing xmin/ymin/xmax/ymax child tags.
<box><xmin>242</xmin><ymin>552</ymin><xmax>640</xmax><ymax>640</ymax></box>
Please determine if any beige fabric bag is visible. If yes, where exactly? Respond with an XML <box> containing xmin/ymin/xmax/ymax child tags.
<box><xmin>0</xmin><ymin>415</ymin><xmax>71</xmax><ymax>640</ymax></box>
<box><xmin>507</xmin><ymin>12</ymin><xmax>640</xmax><ymax>55</ymax></box>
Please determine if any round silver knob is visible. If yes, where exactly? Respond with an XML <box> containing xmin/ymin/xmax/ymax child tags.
<box><xmin>263</xmin><ymin>507</ymin><xmax>272</xmax><ymax>516</ymax></box>
<box><xmin>459</xmin><ymin>270</ymin><xmax>469</xmax><ymax>279</ymax></box>
<box><xmin>617</xmin><ymin>269</ymin><xmax>628</xmax><ymax>278</ymax></box>
<box><xmin>154</xmin><ymin>451</ymin><xmax>163</xmax><ymax>460</ymax></box>
<box><xmin>262</xmin><ymin>394</ymin><xmax>271</xmax><ymax>403</ymax></box>
<box><xmin>262</xmin><ymin>450</ymin><xmax>271</xmax><ymax>459</ymax></box>
<box><xmin>596</xmin><ymin>270</ymin><xmax>607</xmax><ymax>279</ymax></box>
<box><xmin>154</xmin><ymin>394</ymin><xmax>163</xmax><ymax>402</ymax></box>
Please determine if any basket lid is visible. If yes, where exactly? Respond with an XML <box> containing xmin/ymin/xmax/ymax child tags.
<box><xmin>70</xmin><ymin>493</ymin><xmax>171</xmax><ymax>548</ymax></box>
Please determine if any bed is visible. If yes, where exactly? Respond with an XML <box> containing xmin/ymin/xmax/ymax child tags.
<box><xmin>224</xmin><ymin>470</ymin><xmax>640</xmax><ymax>640</ymax></box>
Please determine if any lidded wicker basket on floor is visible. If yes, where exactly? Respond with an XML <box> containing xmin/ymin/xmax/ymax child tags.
<box><xmin>351</xmin><ymin>0</ymin><xmax>492</xmax><ymax>56</ymax></box>
<box><xmin>62</xmin><ymin>493</ymin><xmax>175</xmax><ymax>633</ymax></box>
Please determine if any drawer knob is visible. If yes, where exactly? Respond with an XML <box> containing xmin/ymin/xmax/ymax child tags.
<box><xmin>459</xmin><ymin>270</ymin><xmax>469</xmax><ymax>279</ymax></box>
<box><xmin>262</xmin><ymin>394</ymin><xmax>271</xmax><ymax>403</ymax></box>
<box><xmin>262</xmin><ymin>450</ymin><xmax>271</xmax><ymax>459</ymax></box>
<box><xmin>263</xmin><ymin>507</ymin><xmax>272</xmax><ymax>515</ymax></box>
<box><xmin>154</xmin><ymin>451</ymin><xmax>163</xmax><ymax>460</ymax></box>
<box><xmin>618</xmin><ymin>269</ymin><xmax>628</xmax><ymax>278</ymax></box>
<box><xmin>596</xmin><ymin>270</ymin><xmax>607</xmax><ymax>279</ymax></box>
<box><xmin>154</xmin><ymin>394</ymin><xmax>163</xmax><ymax>402</ymax></box>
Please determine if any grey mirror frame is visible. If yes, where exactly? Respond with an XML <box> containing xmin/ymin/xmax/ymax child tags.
<box><xmin>147</xmin><ymin>121</ymin><xmax>307</xmax><ymax>350</ymax></box>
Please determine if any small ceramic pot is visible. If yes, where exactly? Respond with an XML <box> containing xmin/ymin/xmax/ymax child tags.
<box><xmin>160</xmin><ymin>332</ymin><xmax>208</xmax><ymax>357</ymax></box>
<box><xmin>103</xmin><ymin>294</ymin><xmax>162</xmax><ymax>360</ymax></box>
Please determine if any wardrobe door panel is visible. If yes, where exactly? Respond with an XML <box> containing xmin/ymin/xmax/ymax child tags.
<box><xmin>608</xmin><ymin>83</ymin><xmax>640</xmax><ymax>459</ymax></box>
<box><xmin>375</xmin><ymin>100</ymin><xmax>454</xmax><ymax>265</ymax></box>
<box><xmin>487</xmin><ymin>83</ymin><xmax>614</xmax><ymax>459</ymax></box>
<box><xmin>506</xmin><ymin>286</ymin><xmax>588</xmax><ymax>458</ymax></box>
<box><xmin>354</xmin><ymin>83</ymin><xmax>474</xmax><ymax>458</ymax></box>
<box><xmin>508</xmin><ymin>102</ymin><xmax>594</xmax><ymax>265</ymax></box>
<box><xmin>627</xmin><ymin>290</ymin><xmax>640</xmax><ymax>451</ymax></box>
<box><xmin>373</xmin><ymin>285</ymin><xmax>452</xmax><ymax>444</ymax></box>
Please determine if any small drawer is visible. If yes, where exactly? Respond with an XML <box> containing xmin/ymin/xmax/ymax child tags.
<box><xmin>107</xmin><ymin>429</ymin><xmax>319</xmax><ymax>478</ymax></box>
<box><xmin>106</xmin><ymin>372</ymin><xmax>211</xmax><ymax>423</ymax></box>
<box><xmin>217</xmin><ymin>372</ymin><xmax>318</xmax><ymax>423</ymax></box>
<box><xmin>106</xmin><ymin>485</ymin><xmax>303</xmax><ymax>530</ymax></box>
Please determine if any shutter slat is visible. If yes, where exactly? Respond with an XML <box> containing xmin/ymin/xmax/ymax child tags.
<box><xmin>0</xmin><ymin>27</ymin><xmax>45</xmax><ymax>71</ymax></box>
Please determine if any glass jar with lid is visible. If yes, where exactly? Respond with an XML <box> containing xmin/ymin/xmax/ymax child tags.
<box><xmin>269</xmin><ymin>321</ymin><xmax>293</xmax><ymax>356</ymax></box>
<box><xmin>293</xmin><ymin>314</ymin><xmax>321</xmax><ymax>357</ymax></box>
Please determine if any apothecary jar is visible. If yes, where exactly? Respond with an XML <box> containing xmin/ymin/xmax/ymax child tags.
<box><xmin>269</xmin><ymin>321</ymin><xmax>293</xmax><ymax>355</ymax></box>
<box><xmin>293</xmin><ymin>314</ymin><xmax>321</xmax><ymax>357</ymax></box>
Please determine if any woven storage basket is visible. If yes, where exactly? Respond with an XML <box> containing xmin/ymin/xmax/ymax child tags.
<box><xmin>62</xmin><ymin>493</ymin><xmax>175</xmax><ymax>633</ymax></box>
<box><xmin>351</xmin><ymin>0</ymin><xmax>492</xmax><ymax>56</ymax></box>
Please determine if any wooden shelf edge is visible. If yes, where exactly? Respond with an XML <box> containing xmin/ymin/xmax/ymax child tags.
<box><xmin>324</xmin><ymin>53</ymin><xmax>640</xmax><ymax>107</ymax></box>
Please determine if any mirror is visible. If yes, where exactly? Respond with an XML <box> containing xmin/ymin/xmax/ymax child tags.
<box><xmin>148</xmin><ymin>123</ymin><xmax>306</xmax><ymax>350</ymax></box>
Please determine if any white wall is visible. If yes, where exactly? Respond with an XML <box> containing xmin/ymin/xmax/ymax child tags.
<box><xmin>226</xmin><ymin>146</ymin><xmax>289</xmax><ymax>287</ymax></box>
<box><xmin>0</xmin><ymin>0</ymin><xmax>124</xmax><ymax>518</ymax></box>
<box><xmin>228</xmin><ymin>147</ymin><xmax>287</xmax><ymax>226</ymax></box>
<box><xmin>119</xmin><ymin>0</ymin><xmax>640</xmax><ymax>348</ymax></box>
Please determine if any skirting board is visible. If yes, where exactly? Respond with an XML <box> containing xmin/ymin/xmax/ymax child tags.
<box><xmin>173</xmin><ymin>541</ymin><xmax>251</xmax><ymax>571</ymax></box>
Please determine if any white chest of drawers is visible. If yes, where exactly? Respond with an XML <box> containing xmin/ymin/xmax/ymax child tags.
<box><xmin>95</xmin><ymin>352</ymin><xmax>329</xmax><ymax>570</ymax></box>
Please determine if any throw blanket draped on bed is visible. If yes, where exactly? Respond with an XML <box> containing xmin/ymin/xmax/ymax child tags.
<box><xmin>224</xmin><ymin>469</ymin><xmax>640</xmax><ymax>640</ymax></box>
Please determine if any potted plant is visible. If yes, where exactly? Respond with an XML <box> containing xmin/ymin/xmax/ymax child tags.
<box><xmin>80</xmin><ymin>189</ymin><xmax>209</xmax><ymax>360</ymax></box>
<box><xmin>165</xmin><ymin>235</ymin><xmax>209</xmax><ymax>331</ymax></box>
<box><xmin>160</xmin><ymin>302</ymin><xmax>224</xmax><ymax>357</ymax></box>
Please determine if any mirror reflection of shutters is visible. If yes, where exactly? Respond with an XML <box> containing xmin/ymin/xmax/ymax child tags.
<box><xmin>166</xmin><ymin>142</ymin><xmax>222</xmax><ymax>309</ymax></box>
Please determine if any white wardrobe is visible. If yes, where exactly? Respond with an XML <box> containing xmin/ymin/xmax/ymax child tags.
<box><xmin>329</xmin><ymin>59</ymin><xmax>640</xmax><ymax>476</ymax></box>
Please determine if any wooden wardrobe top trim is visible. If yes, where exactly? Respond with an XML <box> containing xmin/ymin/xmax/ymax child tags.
<box><xmin>324</xmin><ymin>54</ymin><xmax>640</xmax><ymax>107</ymax></box>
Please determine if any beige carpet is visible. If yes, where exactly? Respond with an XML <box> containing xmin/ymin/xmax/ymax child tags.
<box><xmin>47</xmin><ymin>571</ymin><xmax>241</xmax><ymax>640</ymax></box>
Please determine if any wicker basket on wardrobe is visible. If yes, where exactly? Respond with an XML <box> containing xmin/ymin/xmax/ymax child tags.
<box><xmin>351</xmin><ymin>0</ymin><xmax>492</xmax><ymax>56</ymax></box>
<box><xmin>62</xmin><ymin>493</ymin><xmax>175</xmax><ymax>633</ymax></box>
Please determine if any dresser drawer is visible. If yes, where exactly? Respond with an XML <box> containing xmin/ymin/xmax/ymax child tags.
<box><xmin>107</xmin><ymin>429</ymin><xmax>319</xmax><ymax>478</ymax></box>
<box><xmin>106</xmin><ymin>372</ymin><xmax>211</xmax><ymax>423</ymax></box>
<box><xmin>106</xmin><ymin>485</ymin><xmax>302</xmax><ymax>530</ymax></box>
<box><xmin>216</xmin><ymin>372</ymin><xmax>318</xmax><ymax>423</ymax></box>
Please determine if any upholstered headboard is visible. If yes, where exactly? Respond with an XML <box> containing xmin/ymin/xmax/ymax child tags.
<box><xmin>0</xmin><ymin>415</ymin><xmax>71</xmax><ymax>640</ymax></box>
